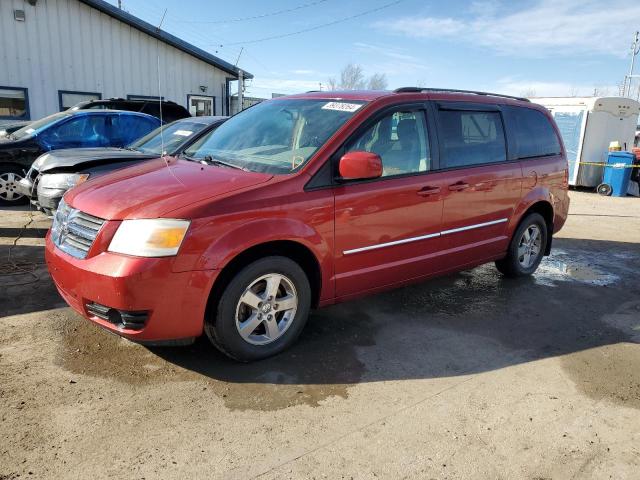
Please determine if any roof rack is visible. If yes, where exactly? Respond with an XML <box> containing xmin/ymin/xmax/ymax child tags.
<box><xmin>393</xmin><ymin>87</ymin><xmax>530</xmax><ymax>102</ymax></box>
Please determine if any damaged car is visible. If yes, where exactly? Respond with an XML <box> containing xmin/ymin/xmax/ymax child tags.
<box><xmin>0</xmin><ymin>110</ymin><xmax>160</xmax><ymax>205</ymax></box>
<box><xmin>20</xmin><ymin>116</ymin><xmax>226</xmax><ymax>213</ymax></box>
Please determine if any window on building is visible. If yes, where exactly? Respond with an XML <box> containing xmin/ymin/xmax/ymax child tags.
<box><xmin>346</xmin><ymin>109</ymin><xmax>431</xmax><ymax>177</ymax></box>
<box><xmin>188</xmin><ymin>95</ymin><xmax>215</xmax><ymax>117</ymax></box>
<box><xmin>0</xmin><ymin>87</ymin><xmax>29</xmax><ymax>119</ymax></box>
<box><xmin>509</xmin><ymin>106</ymin><xmax>562</xmax><ymax>159</ymax></box>
<box><xmin>59</xmin><ymin>91</ymin><xmax>101</xmax><ymax>111</ymax></box>
<box><xmin>437</xmin><ymin>109</ymin><xmax>507</xmax><ymax>168</ymax></box>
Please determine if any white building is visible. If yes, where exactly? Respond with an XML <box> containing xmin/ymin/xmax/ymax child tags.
<box><xmin>0</xmin><ymin>0</ymin><xmax>251</xmax><ymax>124</ymax></box>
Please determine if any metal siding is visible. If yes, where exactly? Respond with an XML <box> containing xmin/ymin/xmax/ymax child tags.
<box><xmin>0</xmin><ymin>0</ymin><xmax>228</xmax><ymax>122</ymax></box>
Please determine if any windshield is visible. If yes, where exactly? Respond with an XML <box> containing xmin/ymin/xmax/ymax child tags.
<box><xmin>11</xmin><ymin>112</ymin><xmax>71</xmax><ymax>140</ymax></box>
<box><xmin>182</xmin><ymin>99</ymin><xmax>365</xmax><ymax>174</ymax></box>
<box><xmin>129</xmin><ymin>119</ymin><xmax>212</xmax><ymax>155</ymax></box>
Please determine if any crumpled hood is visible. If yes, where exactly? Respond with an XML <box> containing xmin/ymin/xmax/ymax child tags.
<box><xmin>35</xmin><ymin>147</ymin><xmax>155</xmax><ymax>172</ymax></box>
<box><xmin>65</xmin><ymin>157</ymin><xmax>273</xmax><ymax>220</ymax></box>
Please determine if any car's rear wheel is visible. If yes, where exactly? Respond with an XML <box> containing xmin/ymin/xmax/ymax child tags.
<box><xmin>0</xmin><ymin>164</ymin><xmax>28</xmax><ymax>206</ymax></box>
<box><xmin>495</xmin><ymin>213</ymin><xmax>548</xmax><ymax>278</ymax></box>
<box><xmin>205</xmin><ymin>256</ymin><xmax>311</xmax><ymax>362</ymax></box>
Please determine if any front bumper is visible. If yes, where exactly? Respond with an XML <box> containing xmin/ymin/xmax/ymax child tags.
<box><xmin>45</xmin><ymin>233</ymin><xmax>219</xmax><ymax>343</ymax></box>
<box><xmin>37</xmin><ymin>184</ymin><xmax>66</xmax><ymax>211</ymax></box>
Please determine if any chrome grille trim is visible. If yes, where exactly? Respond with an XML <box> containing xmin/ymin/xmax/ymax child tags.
<box><xmin>51</xmin><ymin>199</ymin><xmax>105</xmax><ymax>259</ymax></box>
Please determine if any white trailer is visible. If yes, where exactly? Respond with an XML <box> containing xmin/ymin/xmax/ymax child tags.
<box><xmin>531</xmin><ymin>97</ymin><xmax>640</xmax><ymax>187</ymax></box>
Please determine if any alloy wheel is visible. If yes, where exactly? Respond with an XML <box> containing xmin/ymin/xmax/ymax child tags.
<box><xmin>0</xmin><ymin>171</ymin><xmax>25</xmax><ymax>202</ymax></box>
<box><xmin>517</xmin><ymin>224</ymin><xmax>542</xmax><ymax>269</ymax></box>
<box><xmin>235</xmin><ymin>273</ymin><xmax>298</xmax><ymax>346</ymax></box>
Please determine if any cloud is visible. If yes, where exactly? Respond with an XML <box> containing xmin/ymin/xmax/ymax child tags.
<box><xmin>353</xmin><ymin>42</ymin><xmax>429</xmax><ymax>74</ymax></box>
<box><xmin>495</xmin><ymin>77</ymin><xmax>620</xmax><ymax>97</ymax></box>
<box><xmin>374</xmin><ymin>0</ymin><xmax>640</xmax><ymax>57</ymax></box>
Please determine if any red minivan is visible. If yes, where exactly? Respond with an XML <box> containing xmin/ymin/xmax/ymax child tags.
<box><xmin>45</xmin><ymin>88</ymin><xmax>569</xmax><ymax>361</ymax></box>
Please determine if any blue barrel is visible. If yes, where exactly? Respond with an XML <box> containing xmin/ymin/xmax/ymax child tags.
<box><xmin>603</xmin><ymin>152</ymin><xmax>635</xmax><ymax>197</ymax></box>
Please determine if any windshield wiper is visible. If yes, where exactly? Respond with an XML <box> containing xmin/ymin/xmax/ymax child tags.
<box><xmin>202</xmin><ymin>155</ymin><xmax>244</xmax><ymax>170</ymax></box>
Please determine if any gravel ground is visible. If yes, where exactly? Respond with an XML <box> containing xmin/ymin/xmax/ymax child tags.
<box><xmin>1</xmin><ymin>191</ymin><xmax>639</xmax><ymax>479</ymax></box>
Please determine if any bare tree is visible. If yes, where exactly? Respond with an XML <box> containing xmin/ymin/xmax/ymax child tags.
<box><xmin>592</xmin><ymin>85</ymin><xmax>610</xmax><ymax>97</ymax></box>
<box><xmin>340</xmin><ymin>63</ymin><xmax>366</xmax><ymax>90</ymax></box>
<box><xmin>327</xmin><ymin>63</ymin><xmax>387</xmax><ymax>90</ymax></box>
<box><xmin>520</xmin><ymin>88</ymin><xmax>537</xmax><ymax>98</ymax></box>
<box><xmin>368</xmin><ymin>73</ymin><xmax>388</xmax><ymax>90</ymax></box>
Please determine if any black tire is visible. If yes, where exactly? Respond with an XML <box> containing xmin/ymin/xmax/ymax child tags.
<box><xmin>495</xmin><ymin>213</ymin><xmax>548</xmax><ymax>278</ymax></box>
<box><xmin>0</xmin><ymin>163</ymin><xmax>29</xmax><ymax>206</ymax></box>
<box><xmin>597</xmin><ymin>183</ymin><xmax>612</xmax><ymax>196</ymax></box>
<box><xmin>205</xmin><ymin>256</ymin><xmax>312</xmax><ymax>362</ymax></box>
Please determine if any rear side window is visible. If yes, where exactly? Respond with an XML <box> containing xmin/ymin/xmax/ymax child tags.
<box><xmin>509</xmin><ymin>107</ymin><xmax>562</xmax><ymax>159</ymax></box>
<box><xmin>109</xmin><ymin>114</ymin><xmax>160</xmax><ymax>147</ymax></box>
<box><xmin>437</xmin><ymin>110</ymin><xmax>506</xmax><ymax>168</ymax></box>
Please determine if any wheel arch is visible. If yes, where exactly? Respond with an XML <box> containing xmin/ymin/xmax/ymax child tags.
<box><xmin>516</xmin><ymin>200</ymin><xmax>555</xmax><ymax>255</ymax></box>
<box><xmin>205</xmin><ymin>240</ymin><xmax>323</xmax><ymax>325</ymax></box>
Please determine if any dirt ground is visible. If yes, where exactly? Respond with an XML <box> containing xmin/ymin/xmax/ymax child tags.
<box><xmin>1</xmin><ymin>191</ymin><xmax>639</xmax><ymax>479</ymax></box>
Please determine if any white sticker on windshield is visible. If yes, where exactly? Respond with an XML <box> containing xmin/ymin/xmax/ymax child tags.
<box><xmin>173</xmin><ymin>130</ymin><xmax>194</xmax><ymax>137</ymax></box>
<box><xmin>321</xmin><ymin>102</ymin><xmax>362</xmax><ymax>113</ymax></box>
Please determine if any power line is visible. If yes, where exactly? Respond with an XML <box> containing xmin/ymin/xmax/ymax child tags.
<box><xmin>174</xmin><ymin>0</ymin><xmax>331</xmax><ymax>25</ymax></box>
<box><xmin>214</xmin><ymin>0</ymin><xmax>406</xmax><ymax>47</ymax></box>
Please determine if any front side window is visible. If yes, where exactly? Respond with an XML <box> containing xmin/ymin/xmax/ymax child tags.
<box><xmin>437</xmin><ymin>109</ymin><xmax>507</xmax><ymax>168</ymax></box>
<box><xmin>346</xmin><ymin>109</ymin><xmax>430</xmax><ymax>177</ymax></box>
<box><xmin>59</xmin><ymin>91</ymin><xmax>101</xmax><ymax>111</ymax></box>
<box><xmin>129</xmin><ymin>119</ymin><xmax>211</xmax><ymax>155</ymax></box>
<box><xmin>39</xmin><ymin>115</ymin><xmax>109</xmax><ymax>148</ymax></box>
<box><xmin>0</xmin><ymin>87</ymin><xmax>28</xmax><ymax>119</ymax></box>
<box><xmin>510</xmin><ymin>106</ymin><xmax>562</xmax><ymax>159</ymax></box>
<box><xmin>183</xmin><ymin>99</ymin><xmax>365</xmax><ymax>174</ymax></box>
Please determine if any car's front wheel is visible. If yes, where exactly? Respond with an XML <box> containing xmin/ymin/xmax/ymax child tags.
<box><xmin>495</xmin><ymin>212</ymin><xmax>548</xmax><ymax>277</ymax></box>
<box><xmin>0</xmin><ymin>164</ymin><xmax>28</xmax><ymax>206</ymax></box>
<box><xmin>205</xmin><ymin>256</ymin><xmax>311</xmax><ymax>362</ymax></box>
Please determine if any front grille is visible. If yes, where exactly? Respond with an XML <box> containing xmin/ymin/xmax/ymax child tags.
<box><xmin>51</xmin><ymin>199</ymin><xmax>105</xmax><ymax>259</ymax></box>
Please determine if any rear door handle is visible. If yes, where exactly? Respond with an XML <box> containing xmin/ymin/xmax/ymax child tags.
<box><xmin>417</xmin><ymin>186</ymin><xmax>441</xmax><ymax>196</ymax></box>
<box><xmin>448</xmin><ymin>181</ymin><xmax>470</xmax><ymax>191</ymax></box>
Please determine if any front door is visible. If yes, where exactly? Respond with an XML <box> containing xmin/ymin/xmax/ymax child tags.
<box><xmin>434</xmin><ymin>104</ymin><xmax>522</xmax><ymax>266</ymax></box>
<box><xmin>333</xmin><ymin>106</ymin><xmax>446</xmax><ymax>297</ymax></box>
<box><xmin>188</xmin><ymin>95</ymin><xmax>214</xmax><ymax>117</ymax></box>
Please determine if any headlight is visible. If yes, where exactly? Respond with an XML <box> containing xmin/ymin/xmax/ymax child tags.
<box><xmin>39</xmin><ymin>173</ymin><xmax>90</xmax><ymax>189</ymax></box>
<box><xmin>108</xmin><ymin>219</ymin><xmax>190</xmax><ymax>257</ymax></box>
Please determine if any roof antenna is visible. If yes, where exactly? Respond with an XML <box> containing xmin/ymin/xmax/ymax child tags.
<box><xmin>155</xmin><ymin>9</ymin><xmax>183</xmax><ymax>185</ymax></box>
<box><xmin>156</xmin><ymin>9</ymin><xmax>167</xmax><ymax>161</ymax></box>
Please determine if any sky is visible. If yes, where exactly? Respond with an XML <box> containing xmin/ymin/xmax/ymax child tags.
<box><xmin>105</xmin><ymin>0</ymin><xmax>640</xmax><ymax>99</ymax></box>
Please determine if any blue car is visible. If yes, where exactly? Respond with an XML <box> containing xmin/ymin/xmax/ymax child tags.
<box><xmin>0</xmin><ymin>110</ymin><xmax>161</xmax><ymax>205</ymax></box>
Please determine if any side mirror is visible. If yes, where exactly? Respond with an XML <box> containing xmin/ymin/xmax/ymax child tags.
<box><xmin>338</xmin><ymin>151</ymin><xmax>383</xmax><ymax>181</ymax></box>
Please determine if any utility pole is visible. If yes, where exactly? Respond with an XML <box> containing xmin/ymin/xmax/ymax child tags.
<box><xmin>623</xmin><ymin>31</ymin><xmax>640</xmax><ymax>97</ymax></box>
<box><xmin>117</xmin><ymin>0</ymin><xmax>122</xmax><ymax>9</ymax></box>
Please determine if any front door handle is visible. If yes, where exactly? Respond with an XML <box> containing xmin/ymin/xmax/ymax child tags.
<box><xmin>474</xmin><ymin>180</ymin><xmax>498</xmax><ymax>191</ymax></box>
<box><xmin>448</xmin><ymin>181</ymin><xmax>470</xmax><ymax>191</ymax></box>
<box><xmin>417</xmin><ymin>186</ymin><xmax>441</xmax><ymax>196</ymax></box>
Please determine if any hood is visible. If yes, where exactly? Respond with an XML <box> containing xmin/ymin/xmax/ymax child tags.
<box><xmin>65</xmin><ymin>157</ymin><xmax>273</xmax><ymax>220</ymax></box>
<box><xmin>35</xmin><ymin>148</ymin><xmax>154</xmax><ymax>172</ymax></box>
